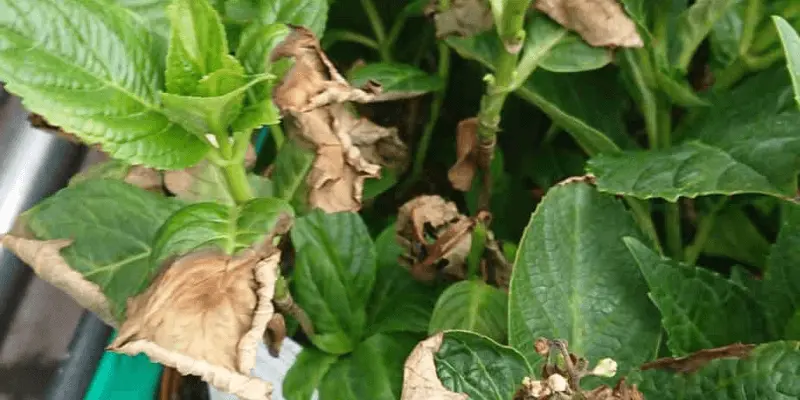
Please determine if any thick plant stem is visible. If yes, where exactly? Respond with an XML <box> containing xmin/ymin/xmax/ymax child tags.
<box><xmin>476</xmin><ymin>51</ymin><xmax>517</xmax><ymax>142</ymax></box>
<box><xmin>684</xmin><ymin>198</ymin><xmax>729</xmax><ymax>265</ymax></box>
<box><xmin>222</xmin><ymin>163</ymin><xmax>254</xmax><ymax>204</ymax></box>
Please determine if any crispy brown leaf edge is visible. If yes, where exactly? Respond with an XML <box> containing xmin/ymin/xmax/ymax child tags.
<box><xmin>640</xmin><ymin>343</ymin><xmax>756</xmax><ymax>374</ymax></box>
<box><xmin>401</xmin><ymin>332</ymin><xmax>469</xmax><ymax>400</ymax></box>
<box><xmin>534</xmin><ymin>0</ymin><xmax>644</xmax><ymax>48</ymax></box>
<box><xmin>109</xmin><ymin>251</ymin><xmax>282</xmax><ymax>400</ymax></box>
<box><xmin>0</xmin><ymin>234</ymin><xmax>117</xmax><ymax>327</ymax></box>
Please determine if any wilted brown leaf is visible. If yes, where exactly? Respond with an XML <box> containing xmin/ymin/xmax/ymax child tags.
<box><xmin>427</xmin><ymin>0</ymin><xmax>494</xmax><ymax>38</ymax></box>
<box><xmin>640</xmin><ymin>343</ymin><xmax>755</xmax><ymax>374</ymax></box>
<box><xmin>396</xmin><ymin>195</ymin><xmax>472</xmax><ymax>282</ymax></box>
<box><xmin>583</xmin><ymin>379</ymin><xmax>644</xmax><ymax>400</ymax></box>
<box><xmin>264</xmin><ymin>313</ymin><xmax>286</xmax><ymax>357</ymax></box>
<box><xmin>401</xmin><ymin>333</ymin><xmax>469</xmax><ymax>400</ymax></box>
<box><xmin>28</xmin><ymin>113</ymin><xmax>86</xmax><ymax>145</ymax></box>
<box><xmin>448</xmin><ymin>118</ymin><xmax>480</xmax><ymax>192</ymax></box>
<box><xmin>108</xmin><ymin>234</ymin><xmax>288</xmax><ymax>400</ymax></box>
<box><xmin>271</xmin><ymin>26</ymin><xmax>409</xmax><ymax>212</ymax></box>
<box><xmin>0</xmin><ymin>234</ymin><xmax>116</xmax><ymax>326</ymax></box>
<box><xmin>534</xmin><ymin>0</ymin><xmax>644</xmax><ymax>48</ymax></box>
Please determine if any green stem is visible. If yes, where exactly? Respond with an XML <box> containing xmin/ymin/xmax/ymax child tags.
<box><xmin>624</xmin><ymin>49</ymin><xmax>658</xmax><ymax>148</ymax></box>
<box><xmin>476</xmin><ymin>49</ymin><xmax>517</xmax><ymax>141</ymax></box>
<box><xmin>270</xmin><ymin>123</ymin><xmax>285</xmax><ymax>149</ymax></box>
<box><xmin>222</xmin><ymin>163</ymin><xmax>254</xmax><ymax>204</ymax></box>
<box><xmin>684</xmin><ymin>198</ymin><xmax>729</xmax><ymax>265</ymax></box>
<box><xmin>656</xmin><ymin>102</ymin><xmax>683</xmax><ymax>259</ymax></box>
<box><xmin>359</xmin><ymin>0</ymin><xmax>391</xmax><ymax>61</ymax></box>
<box><xmin>321</xmin><ymin>29</ymin><xmax>380</xmax><ymax>51</ymax></box>
<box><xmin>402</xmin><ymin>42</ymin><xmax>450</xmax><ymax>191</ymax></box>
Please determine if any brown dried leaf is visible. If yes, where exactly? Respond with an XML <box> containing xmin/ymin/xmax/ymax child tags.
<box><xmin>448</xmin><ymin>118</ymin><xmax>480</xmax><ymax>192</ymax></box>
<box><xmin>584</xmin><ymin>379</ymin><xmax>644</xmax><ymax>400</ymax></box>
<box><xmin>125</xmin><ymin>166</ymin><xmax>163</xmax><ymax>192</ymax></box>
<box><xmin>534</xmin><ymin>0</ymin><xmax>644</xmax><ymax>48</ymax></box>
<box><xmin>0</xmin><ymin>234</ymin><xmax>116</xmax><ymax>327</ymax></box>
<box><xmin>272</xmin><ymin>26</ymin><xmax>409</xmax><ymax>212</ymax></box>
<box><xmin>28</xmin><ymin>113</ymin><xmax>85</xmax><ymax>145</ymax></box>
<box><xmin>401</xmin><ymin>333</ymin><xmax>469</xmax><ymax>400</ymax></box>
<box><xmin>108</xmin><ymin>246</ymin><xmax>283</xmax><ymax>400</ymax></box>
<box><xmin>264</xmin><ymin>313</ymin><xmax>286</xmax><ymax>358</ymax></box>
<box><xmin>640</xmin><ymin>343</ymin><xmax>755</xmax><ymax>374</ymax></box>
<box><xmin>396</xmin><ymin>195</ymin><xmax>472</xmax><ymax>281</ymax></box>
<box><xmin>428</xmin><ymin>0</ymin><xmax>494</xmax><ymax>38</ymax></box>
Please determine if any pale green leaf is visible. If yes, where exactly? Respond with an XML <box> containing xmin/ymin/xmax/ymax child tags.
<box><xmin>283</xmin><ymin>348</ymin><xmax>337</xmax><ymax>400</ymax></box>
<box><xmin>164</xmin><ymin>0</ymin><xmax>229</xmax><ymax>95</ymax></box>
<box><xmin>508</xmin><ymin>182</ymin><xmax>661</xmax><ymax>371</ymax></box>
<box><xmin>435</xmin><ymin>331</ymin><xmax>532</xmax><ymax>400</ymax></box>
<box><xmin>236</xmin><ymin>22</ymin><xmax>290</xmax><ymax>76</ymax></box>
<box><xmin>774</xmin><ymin>16</ymin><xmax>800</xmax><ymax>110</ymax></box>
<box><xmin>113</xmin><ymin>0</ymin><xmax>170</xmax><ymax>39</ymax></box>
<box><xmin>636</xmin><ymin>341</ymin><xmax>800</xmax><ymax>399</ymax></box>
<box><xmin>625</xmin><ymin>238</ymin><xmax>769</xmax><ymax>355</ymax></box>
<box><xmin>0</xmin><ymin>0</ymin><xmax>209</xmax><ymax>169</ymax></box>
<box><xmin>319</xmin><ymin>333</ymin><xmax>419</xmax><ymax>400</ymax></box>
<box><xmin>160</xmin><ymin>74</ymin><xmax>271</xmax><ymax>136</ymax></box>
<box><xmin>150</xmin><ymin>197</ymin><xmax>293</xmax><ymax>265</ymax></box>
<box><xmin>348</xmin><ymin>63</ymin><xmax>444</xmax><ymax>95</ymax></box>
<box><xmin>24</xmin><ymin>179</ymin><xmax>182</xmax><ymax>318</ymax></box>
<box><xmin>428</xmin><ymin>281</ymin><xmax>507</xmax><ymax>343</ymax></box>
<box><xmin>291</xmin><ymin>211</ymin><xmax>377</xmax><ymax>354</ymax></box>
<box><xmin>258</xmin><ymin>0</ymin><xmax>328</xmax><ymax>37</ymax></box>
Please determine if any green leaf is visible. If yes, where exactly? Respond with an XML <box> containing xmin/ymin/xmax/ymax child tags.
<box><xmin>445</xmin><ymin>30</ymin><xmax>633</xmax><ymax>155</ymax></box>
<box><xmin>508</xmin><ymin>182</ymin><xmax>661</xmax><ymax>371</ymax></box>
<box><xmin>113</xmin><ymin>0</ymin><xmax>170</xmax><ymax>39</ymax></box>
<box><xmin>587</xmin><ymin>138</ymin><xmax>794</xmax><ymax>201</ymax></box>
<box><xmin>160</xmin><ymin>74</ymin><xmax>271</xmax><ymax>136</ymax></box>
<box><xmin>520</xmin><ymin>13</ymin><xmax>611</xmax><ymax>74</ymax></box>
<box><xmin>774</xmin><ymin>16</ymin><xmax>800</xmax><ymax>110</ymax></box>
<box><xmin>702</xmin><ymin>206</ymin><xmax>770</xmax><ymax>268</ymax></box>
<box><xmin>272</xmin><ymin>139</ymin><xmax>315</xmax><ymax>212</ymax></box>
<box><xmin>0</xmin><ymin>0</ymin><xmax>209</xmax><ymax>169</ymax></box>
<box><xmin>348</xmin><ymin>63</ymin><xmax>444</xmax><ymax>95</ymax></box>
<box><xmin>68</xmin><ymin>159</ymin><xmax>133</xmax><ymax>187</ymax></box>
<box><xmin>671</xmin><ymin>0</ymin><xmax>737</xmax><ymax>71</ymax></box>
<box><xmin>230</xmin><ymin>97</ymin><xmax>281</xmax><ymax>134</ymax></box>
<box><xmin>435</xmin><ymin>331</ymin><xmax>531</xmax><ymax>400</ymax></box>
<box><xmin>590</xmin><ymin>67</ymin><xmax>800</xmax><ymax>201</ymax></box>
<box><xmin>236</xmin><ymin>22</ymin><xmax>290</xmax><ymax>77</ymax></box>
<box><xmin>165</xmin><ymin>0</ymin><xmax>229</xmax><ymax>95</ymax></box>
<box><xmin>258</xmin><ymin>0</ymin><xmax>328</xmax><ymax>37</ymax></box>
<box><xmin>291</xmin><ymin>211</ymin><xmax>377</xmax><ymax>354</ymax></box>
<box><xmin>636</xmin><ymin>341</ymin><xmax>800</xmax><ymax>399</ymax></box>
<box><xmin>625</xmin><ymin>238</ymin><xmax>769</xmax><ymax>355</ymax></box>
<box><xmin>363</xmin><ymin>169</ymin><xmax>399</xmax><ymax>201</ymax></box>
<box><xmin>283</xmin><ymin>347</ymin><xmax>338</xmax><ymax>400</ymax></box>
<box><xmin>709</xmin><ymin>0</ymin><xmax>746</xmax><ymax>67</ymax></box>
<box><xmin>367</xmin><ymin>225</ymin><xmax>439</xmax><ymax>336</ymax></box>
<box><xmin>24</xmin><ymin>179</ymin><xmax>182</xmax><ymax>318</ymax></box>
<box><xmin>150</xmin><ymin>197</ymin><xmax>293</xmax><ymax>265</ymax></box>
<box><xmin>760</xmin><ymin>203</ymin><xmax>800</xmax><ymax>339</ymax></box>
<box><xmin>319</xmin><ymin>333</ymin><xmax>419</xmax><ymax>400</ymax></box>
<box><xmin>428</xmin><ymin>281</ymin><xmax>508</xmax><ymax>343</ymax></box>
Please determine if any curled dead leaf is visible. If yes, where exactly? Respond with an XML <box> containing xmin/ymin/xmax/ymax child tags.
<box><xmin>396</xmin><ymin>195</ymin><xmax>472</xmax><ymax>282</ymax></box>
<box><xmin>534</xmin><ymin>0</ymin><xmax>644</xmax><ymax>48</ymax></box>
<box><xmin>0</xmin><ymin>234</ymin><xmax>116</xmax><ymax>327</ymax></box>
<box><xmin>640</xmin><ymin>343</ymin><xmax>755</xmax><ymax>374</ymax></box>
<box><xmin>447</xmin><ymin>117</ymin><xmax>494</xmax><ymax>192</ymax></box>
<box><xmin>271</xmin><ymin>26</ymin><xmax>409</xmax><ymax>212</ymax></box>
<box><xmin>396</xmin><ymin>196</ymin><xmax>512</xmax><ymax>288</ymax></box>
<box><xmin>401</xmin><ymin>333</ymin><xmax>468</xmax><ymax>400</ymax></box>
<box><xmin>426</xmin><ymin>0</ymin><xmax>494</xmax><ymax>38</ymax></box>
<box><xmin>264</xmin><ymin>313</ymin><xmax>286</xmax><ymax>358</ymax></box>
<box><xmin>108</xmin><ymin>219</ymin><xmax>293</xmax><ymax>400</ymax></box>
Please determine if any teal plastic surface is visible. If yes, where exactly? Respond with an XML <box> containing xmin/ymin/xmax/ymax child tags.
<box><xmin>83</xmin><ymin>332</ymin><xmax>163</xmax><ymax>400</ymax></box>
